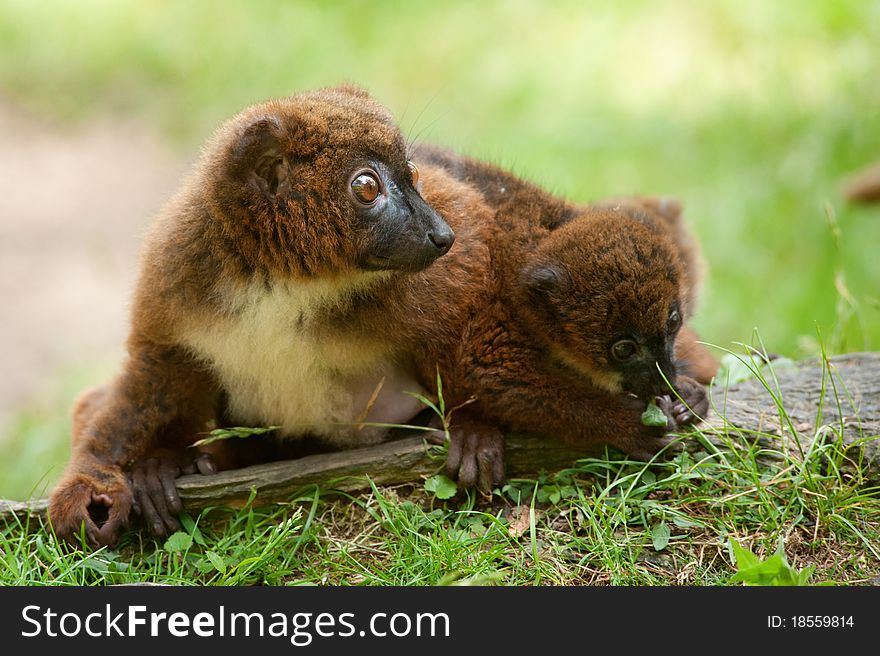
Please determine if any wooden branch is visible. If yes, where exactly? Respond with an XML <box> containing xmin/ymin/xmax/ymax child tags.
<box><xmin>698</xmin><ymin>352</ymin><xmax>879</xmax><ymax>480</ymax></box>
<box><xmin>3</xmin><ymin>352</ymin><xmax>878</xmax><ymax>525</ymax></box>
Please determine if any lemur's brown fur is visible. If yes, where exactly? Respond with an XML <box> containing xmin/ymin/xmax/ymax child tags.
<box><xmin>53</xmin><ymin>89</ymin><xmax>718</xmax><ymax>544</ymax></box>
<box><xmin>412</xmin><ymin>147</ymin><xmax>718</xmax><ymax>490</ymax></box>
<box><xmin>593</xmin><ymin>196</ymin><xmax>718</xmax><ymax>384</ymax></box>
<box><xmin>49</xmin><ymin>86</ymin><xmax>494</xmax><ymax>547</ymax></box>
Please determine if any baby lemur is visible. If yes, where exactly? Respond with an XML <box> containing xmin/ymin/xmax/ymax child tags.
<box><xmin>413</xmin><ymin>147</ymin><xmax>718</xmax><ymax>492</ymax></box>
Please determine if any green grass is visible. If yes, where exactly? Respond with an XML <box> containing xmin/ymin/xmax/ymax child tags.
<box><xmin>3</xmin><ymin>352</ymin><xmax>878</xmax><ymax>586</ymax></box>
<box><xmin>0</xmin><ymin>1</ymin><xmax>878</xmax><ymax>584</ymax></box>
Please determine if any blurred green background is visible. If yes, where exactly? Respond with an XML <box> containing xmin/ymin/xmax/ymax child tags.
<box><xmin>1</xmin><ymin>0</ymin><xmax>878</xmax><ymax>499</ymax></box>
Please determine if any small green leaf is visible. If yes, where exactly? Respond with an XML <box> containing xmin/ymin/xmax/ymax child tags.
<box><xmin>651</xmin><ymin>522</ymin><xmax>670</xmax><ymax>551</ymax></box>
<box><xmin>179</xmin><ymin>513</ymin><xmax>207</xmax><ymax>546</ymax></box>
<box><xmin>424</xmin><ymin>474</ymin><xmax>457</xmax><ymax>500</ymax></box>
<box><xmin>73</xmin><ymin>557</ymin><xmax>110</xmax><ymax>574</ymax></box>
<box><xmin>206</xmin><ymin>550</ymin><xmax>227</xmax><ymax>575</ymax></box>
<box><xmin>502</xmin><ymin>484</ymin><xmax>521</xmax><ymax>504</ymax></box>
<box><xmin>194</xmin><ymin>559</ymin><xmax>215</xmax><ymax>574</ymax></box>
<box><xmin>729</xmin><ymin>540</ymin><xmax>761</xmax><ymax>569</ymax></box>
<box><xmin>404</xmin><ymin>390</ymin><xmax>441</xmax><ymax>418</ymax></box>
<box><xmin>672</xmin><ymin>515</ymin><xmax>704</xmax><ymax>529</ymax></box>
<box><xmin>559</xmin><ymin>485</ymin><xmax>577</xmax><ymax>499</ymax></box>
<box><xmin>641</xmin><ymin>400</ymin><xmax>668</xmax><ymax>427</ymax></box>
<box><xmin>163</xmin><ymin>531</ymin><xmax>193</xmax><ymax>553</ymax></box>
<box><xmin>796</xmin><ymin>566</ymin><xmax>816</xmax><ymax>585</ymax></box>
<box><xmin>193</xmin><ymin>425</ymin><xmax>279</xmax><ymax>447</ymax></box>
<box><xmin>728</xmin><ymin>540</ymin><xmax>813</xmax><ymax>586</ymax></box>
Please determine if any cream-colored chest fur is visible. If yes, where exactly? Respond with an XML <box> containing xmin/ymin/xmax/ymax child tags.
<box><xmin>180</xmin><ymin>276</ymin><xmax>427</xmax><ymax>445</ymax></box>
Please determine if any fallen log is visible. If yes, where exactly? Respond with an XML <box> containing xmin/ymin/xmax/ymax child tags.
<box><xmin>2</xmin><ymin>352</ymin><xmax>878</xmax><ymax>524</ymax></box>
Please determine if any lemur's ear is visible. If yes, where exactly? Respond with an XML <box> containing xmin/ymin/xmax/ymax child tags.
<box><xmin>232</xmin><ymin>116</ymin><xmax>290</xmax><ymax>197</ymax></box>
<box><xmin>522</xmin><ymin>263</ymin><xmax>566</xmax><ymax>296</ymax></box>
<box><xmin>639</xmin><ymin>196</ymin><xmax>683</xmax><ymax>227</ymax></box>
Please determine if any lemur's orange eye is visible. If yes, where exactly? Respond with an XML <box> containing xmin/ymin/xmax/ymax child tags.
<box><xmin>407</xmin><ymin>160</ymin><xmax>419</xmax><ymax>186</ymax></box>
<box><xmin>351</xmin><ymin>171</ymin><xmax>381</xmax><ymax>205</ymax></box>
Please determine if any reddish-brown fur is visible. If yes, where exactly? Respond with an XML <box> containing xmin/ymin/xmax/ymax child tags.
<box><xmin>411</xmin><ymin>146</ymin><xmax>718</xmax><ymax>489</ymax></box>
<box><xmin>49</xmin><ymin>86</ymin><xmax>489</xmax><ymax>547</ymax></box>
<box><xmin>52</xmin><ymin>89</ymin><xmax>718</xmax><ymax>544</ymax></box>
<box><xmin>591</xmin><ymin>196</ymin><xmax>718</xmax><ymax>384</ymax></box>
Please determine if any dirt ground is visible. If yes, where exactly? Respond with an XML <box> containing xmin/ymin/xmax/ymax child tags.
<box><xmin>0</xmin><ymin>101</ymin><xmax>187</xmax><ymax>428</ymax></box>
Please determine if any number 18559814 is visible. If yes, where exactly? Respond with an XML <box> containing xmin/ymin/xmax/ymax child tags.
<box><xmin>768</xmin><ymin>616</ymin><xmax>854</xmax><ymax>629</ymax></box>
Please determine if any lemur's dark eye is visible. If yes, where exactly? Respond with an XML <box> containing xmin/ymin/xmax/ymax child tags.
<box><xmin>611</xmin><ymin>339</ymin><xmax>638</xmax><ymax>362</ymax></box>
<box><xmin>407</xmin><ymin>160</ymin><xmax>419</xmax><ymax>185</ymax></box>
<box><xmin>351</xmin><ymin>170</ymin><xmax>381</xmax><ymax>205</ymax></box>
<box><xmin>668</xmin><ymin>309</ymin><xmax>682</xmax><ymax>332</ymax></box>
